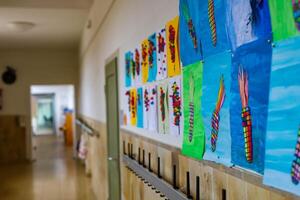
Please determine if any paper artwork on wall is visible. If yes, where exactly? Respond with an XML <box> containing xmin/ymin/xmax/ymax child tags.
<box><xmin>166</xmin><ymin>16</ymin><xmax>181</xmax><ymax>77</ymax></box>
<box><xmin>129</xmin><ymin>88</ymin><xmax>137</xmax><ymax>126</ymax></box>
<box><xmin>157</xmin><ymin>82</ymin><xmax>169</xmax><ymax>134</ymax></box>
<box><xmin>141</xmin><ymin>39</ymin><xmax>149</xmax><ymax>83</ymax></box>
<box><xmin>125</xmin><ymin>90</ymin><xmax>131</xmax><ymax>126</ymax></box>
<box><xmin>156</xmin><ymin>28</ymin><xmax>168</xmax><ymax>80</ymax></box>
<box><xmin>134</xmin><ymin>47</ymin><xmax>142</xmax><ymax>86</ymax></box>
<box><xmin>202</xmin><ymin>51</ymin><xmax>232</xmax><ymax>166</ymax></box>
<box><xmin>182</xmin><ymin>61</ymin><xmax>205</xmax><ymax>160</ymax></box>
<box><xmin>125</xmin><ymin>51</ymin><xmax>133</xmax><ymax>87</ymax></box>
<box><xmin>168</xmin><ymin>77</ymin><xmax>182</xmax><ymax>136</ymax></box>
<box><xmin>148</xmin><ymin>33</ymin><xmax>157</xmax><ymax>82</ymax></box>
<box><xmin>143</xmin><ymin>85</ymin><xmax>158</xmax><ymax>132</ymax></box>
<box><xmin>268</xmin><ymin>0</ymin><xmax>300</xmax><ymax>42</ymax></box>
<box><xmin>137</xmin><ymin>87</ymin><xmax>143</xmax><ymax>128</ymax></box>
<box><xmin>227</xmin><ymin>0</ymin><xmax>272</xmax><ymax>49</ymax></box>
<box><xmin>179</xmin><ymin>0</ymin><xmax>203</xmax><ymax>66</ymax></box>
<box><xmin>263</xmin><ymin>37</ymin><xmax>300</xmax><ymax>196</ymax></box>
<box><xmin>230</xmin><ymin>38</ymin><xmax>272</xmax><ymax>174</ymax></box>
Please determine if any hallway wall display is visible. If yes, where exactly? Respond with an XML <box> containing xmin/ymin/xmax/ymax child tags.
<box><xmin>141</xmin><ymin>39</ymin><xmax>149</xmax><ymax>83</ymax></box>
<box><xmin>182</xmin><ymin>61</ymin><xmax>205</xmax><ymax>160</ymax></box>
<box><xmin>268</xmin><ymin>0</ymin><xmax>300</xmax><ymax>42</ymax></box>
<box><xmin>143</xmin><ymin>85</ymin><xmax>158</xmax><ymax>132</ymax></box>
<box><xmin>230</xmin><ymin>38</ymin><xmax>272</xmax><ymax>174</ymax></box>
<box><xmin>157</xmin><ymin>81</ymin><xmax>169</xmax><ymax>134</ymax></box>
<box><xmin>156</xmin><ymin>28</ymin><xmax>168</xmax><ymax>81</ymax></box>
<box><xmin>125</xmin><ymin>51</ymin><xmax>133</xmax><ymax>87</ymax></box>
<box><xmin>263</xmin><ymin>36</ymin><xmax>300</xmax><ymax>196</ymax></box>
<box><xmin>202</xmin><ymin>51</ymin><xmax>232</xmax><ymax>166</ymax></box>
<box><xmin>168</xmin><ymin>77</ymin><xmax>182</xmax><ymax>136</ymax></box>
<box><xmin>227</xmin><ymin>0</ymin><xmax>272</xmax><ymax>50</ymax></box>
<box><xmin>137</xmin><ymin>87</ymin><xmax>144</xmax><ymax>128</ymax></box>
<box><xmin>148</xmin><ymin>33</ymin><xmax>157</xmax><ymax>82</ymax></box>
<box><xmin>130</xmin><ymin>88</ymin><xmax>137</xmax><ymax>126</ymax></box>
<box><xmin>166</xmin><ymin>16</ymin><xmax>181</xmax><ymax>77</ymax></box>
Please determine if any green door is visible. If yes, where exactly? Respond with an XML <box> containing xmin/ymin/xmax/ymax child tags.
<box><xmin>105</xmin><ymin>57</ymin><xmax>121</xmax><ymax>200</ymax></box>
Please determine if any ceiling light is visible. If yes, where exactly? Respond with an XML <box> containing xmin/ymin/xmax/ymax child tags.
<box><xmin>7</xmin><ymin>21</ymin><xmax>36</xmax><ymax>32</ymax></box>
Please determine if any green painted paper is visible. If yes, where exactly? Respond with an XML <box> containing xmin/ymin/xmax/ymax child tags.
<box><xmin>269</xmin><ymin>0</ymin><xmax>299</xmax><ymax>41</ymax></box>
<box><xmin>182</xmin><ymin>61</ymin><xmax>205</xmax><ymax>160</ymax></box>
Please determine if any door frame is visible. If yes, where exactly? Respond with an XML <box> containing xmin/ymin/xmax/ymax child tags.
<box><xmin>105</xmin><ymin>51</ymin><xmax>121</xmax><ymax>200</ymax></box>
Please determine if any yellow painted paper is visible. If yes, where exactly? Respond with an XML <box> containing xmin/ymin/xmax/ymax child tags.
<box><xmin>166</xmin><ymin>16</ymin><xmax>181</xmax><ymax>77</ymax></box>
<box><xmin>141</xmin><ymin>39</ymin><xmax>149</xmax><ymax>83</ymax></box>
<box><xmin>130</xmin><ymin>88</ymin><xmax>137</xmax><ymax>126</ymax></box>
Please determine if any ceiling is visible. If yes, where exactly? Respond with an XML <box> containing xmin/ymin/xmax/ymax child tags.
<box><xmin>0</xmin><ymin>0</ymin><xmax>93</xmax><ymax>50</ymax></box>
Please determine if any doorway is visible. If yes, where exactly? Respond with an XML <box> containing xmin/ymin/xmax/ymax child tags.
<box><xmin>105</xmin><ymin>57</ymin><xmax>121</xmax><ymax>200</ymax></box>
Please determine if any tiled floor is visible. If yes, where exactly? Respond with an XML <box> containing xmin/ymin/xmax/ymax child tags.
<box><xmin>0</xmin><ymin>135</ymin><xmax>95</xmax><ymax>200</ymax></box>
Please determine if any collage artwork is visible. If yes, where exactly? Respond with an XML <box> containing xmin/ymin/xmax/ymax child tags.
<box><xmin>123</xmin><ymin>0</ymin><xmax>300</xmax><ymax>196</ymax></box>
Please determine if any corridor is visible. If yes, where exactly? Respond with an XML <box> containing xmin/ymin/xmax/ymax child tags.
<box><xmin>0</xmin><ymin>136</ymin><xmax>94</xmax><ymax>200</ymax></box>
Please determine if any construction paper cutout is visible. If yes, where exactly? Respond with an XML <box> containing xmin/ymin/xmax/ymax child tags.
<box><xmin>202</xmin><ymin>51</ymin><xmax>231</xmax><ymax>166</ymax></box>
<box><xmin>263</xmin><ymin>37</ymin><xmax>300</xmax><ymax>196</ymax></box>
<box><xmin>137</xmin><ymin>87</ymin><xmax>143</xmax><ymax>128</ymax></box>
<box><xmin>130</xmin><ymin>88</ymin><xmax>137</xmax><ymax>126</ymax></box>
<box><xmin>166</xmin><ymin>16</ymin><xmax>181</xmax><ymax>77</ymax></box>
<box><xmin>182</xmin><ymin>61</ymin><xmax>205</xmax><ymax>160</ymax></box>
<box><xmin>125</xmin><ymin>51</ymin><xmax>132</xmax><ymax>87</ymax></box>
<box><xmin>268</xmin><ymin>0</ymin><xmax>300</xmax><ymax>41</ymax></box>
<box><xmin>227</xmin><ymin>0</ymin><xmax>272</xmax><ymax>49</ymax></box>
<box><xmin>156</xmin><ymin>28</ymin><xmax>168</xmax><ymax>80</ymax></box>
<box><xmin>141</xmin><ymin>39</ymin><xmax>149</xmax><ymax>83</ymax></box>
<box><xmin>148</xmin><ymin>33</ymin><xmax>157</xmax><ymax>82</ymax></box>
<box><xmin>134</xmin><ymin>47</ymin><xmax>142</xmax><ymax>86</ymax></box>
<box><xmin>168</xmin><ymin>77</ymin><xmax>183</xmax><ymax>136</ymax></box>
<box><xmin>179</xmin><ymin>0</ymin><xmax>203</xmax><ymax>65</ymax></box>
<box><xmin>143</xmin><ymin>85</ymin><xmax>158</xmax><ymax>131</ymax></box>
<box><xmin>158</xmin><ymin>82</ymin><xmax>169</xmax><ymax>134</ymax></box>
<box><xmin>230</xmin><ymin>38</ymin><xmax>272</xmax><ymax>174</ymax></box>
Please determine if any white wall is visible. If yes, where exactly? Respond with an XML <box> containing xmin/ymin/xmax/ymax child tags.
<box><xmin>79</xmin><ymin>0</ymin><xmax>181</xmax><ymax>147</ymax></box>
<box><xmin>31</xmin><ymin>85</ymin><xmax>75</xmax><ymax>135</ymax></box>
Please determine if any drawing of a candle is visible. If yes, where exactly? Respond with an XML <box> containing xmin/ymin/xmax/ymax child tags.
<box><xmin>208</xmin><ymin>0</ymin><xmax>217</xmax><ymax>46</ymax></box>
<box><xmin>211</xmin><ymin>75</ymin><xmax>225</xmax><ymax>152</ymax></box>
<box><xmin>182</xmin><ymin>0</ymin><xmax>198</xmax><ymax>50</ymax></box>
<box><xmin>188</xmin><ymin>75</ymin><xmax>195</xmax><ymax>142</ymax></box>
<box><xmin>291</xmin><ymin>126</ymin><xmax>300</xmax><ymax>185</ymax></box>
<box><xmin>238</xmin><ymin>66</ymin><xmax>253</xmax><ymax>163</ymax></box>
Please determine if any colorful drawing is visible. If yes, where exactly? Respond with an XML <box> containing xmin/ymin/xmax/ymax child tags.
<box><xmin>202</xmin><ymin>51</ymin><xmax>231</xmax><ymax>166</ymax></box>
<box><xmin>134</xmin><ymin>48</ymin><xmax>141</xmax><ymax>85</ymax></box>
<box><xmin>158</xmin><ymin>82</ymin><xmax>169</xmax><ymax>134</ymax></box>
<box><xmin>125</xmin><ymin>52</ymin><xmax>132</xmax><ymax>87</ymax></box>
<box><xmin>291</xmin><ymin>127</ymin><xmax>300</xmax><ymax>185</ymax></box>
<box><xmin>141</xmin><ymin>39</ymin><xmax>149</xmax><ymax>83</ymax></box>
<box><xmin>168</xmin><ymin>77</ymin><xmax>182</xmax><ymax>136</ymax></box>
<box><xmin>166</xmin><ymin>16</ymin><xmax>181</xmax><ymax>77</ymax></box>
<box><xmin>125</xmin><ymin>90</ymin><xmax>131</xmax><ymax>125</ymax></box>
<box><xmin>263</xmin><ymin>37</ymin><xmax>300</xmax><ymax>196</ymax></box>
<box><xmin>227</xmin><ymin>0</ymin><xmax>271</xmax><ymax>49</ymax></box>
<box><xmin>182</xmin><ymin>61</ymin><xmax>205</xmax><ymax>160</ymax></box>
<box><xmin>210</xmin><ymin>75</ymin><xmax>225</xmax><ymax>152</ymax></box>
<box><xmin>208</xmin><ymin>0</ymin><xmax>217</xmax><ymax>46</ymax></box>
<box><xmin>130</xmin><ymin>88</ymin><xmax>137</xmax><ymax>126</ymax></box>
<box><xmin>137</xmin><ymin>88</ymin><xmax>143</xmax><ymax>128</ymax></box>
<box><xmin>156</xmin><ymin>28</ymin><xmax>168</xmax><ymax>80</ymax></box>
<box><xmin>268</xmin><ymin>0</ymin><xmax>300</xmax><ymax>41</ymax></box>
<box><xmin>230</xmin><ymin>38</ymin><xmax>272</xmax><ymax>174</ymax></box>
<box><xmin>293</xmin><ymin>0</ymin><xmax>300</xmax><ymax>31</ymax></box>
<box><xmin>148</xmin><ymin>33</ymin><xmax>157</xmax><ymax>82</ymax></box>
<box><xmin>238</xmin><ymin>67</ymin><xmax>253</xmax><ymax>163</ymax></box>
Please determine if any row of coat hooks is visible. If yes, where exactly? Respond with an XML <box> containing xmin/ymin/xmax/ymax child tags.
<box><xmin>123</xmin><ymin>141</ymin><xmax>227</xmax><ymax>200</ymax></box>
<box><xmin>76</xmin><ymin>118</ymin><xmax>100</xmax><ymax>138</ymax></box>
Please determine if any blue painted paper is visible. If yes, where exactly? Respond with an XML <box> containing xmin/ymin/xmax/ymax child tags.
<box><xmin>125</xmin><ymin>51</ymin><xmax>132</xmax><ymax>87</ymax></box>
<box><xmin>230</xmin><ymin>38</ymin><xmax>272</xmax><ymax>174</ymax></box>
<box><xmin>202</xmin><ymin>51</ymin><xmax>232</xmax><ymax>166</ymax></box>
<box><xmin>179</xmin><ymin>0</ymin><xmax>203</xmax><ymax>66</ymax></box>
<box><xmin>137</xmin><ymin>87</ymin><xmax>143</xmax><ymax>128</ymax></box>
<box><xmin>263</xmin><ymin>37</ymin><xmax>300</xmax><ymax>196</ymax></box>
<box><xmin>227</xmin><ymin>0</ymin><xmax>272</xmax><ymax>50</ymax></box>
<box><xmin>148</xmin><ymin>33</ymin><xmax>157</xmax><ymax>82</ymax></box>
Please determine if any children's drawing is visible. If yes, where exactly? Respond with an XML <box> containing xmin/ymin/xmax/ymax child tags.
<box><xmin>141</xmin><ymin>39</ymin><xmax>149</xmax><ymax>83</ymax></box>
<box><xmin>158</xmin><ymin>82</ymin><xmax>169</xmax><ymax>134</ymax></box>
<box><xmin>166</xmin><ymin>16</ymin><xmax>181</xmax><ymax>77</ymax></box>
<box><xmin>143</xmin><ymin>85</ymin><xmax>157</xmax><ymax>132</ymax></box>
<box><xmin>148</xmin><ymin>33</ymin><xmax>157</xmax><ymax>82</ymax></box>
<box><xmin>168</xmin><ymin>77</ymin><xmax>182</xmax><ymax>136</ymax></box>
<box><xmin>130</xmin><ymin>88</ymin><xmax>137</xmax><ymax>126</ymax></box>
<box><xmin>291</xmin><ymin>127</ymin><xmax>300</xmax><ymax>185</ymax></box>
<box><xmin>134</xmin><ymin>48</ymin><xmax>142</xmax><ymax>85</ymax></box>
<box><xmin>293</xmin><ymin>0</ymin><xmax>300</xmax><ymax>31</ymax></box>
<box><xmin>156</xmin><ymin>28</ymin><xmax>168</xmax><ymax>80</ymax></box>
<box><xmin>182</xmin><ymin>62</ymin><xmax>205</xmax><ymax>160</ymax></box>
<box><xmin>125</xmin><ymin>90</ymin><xmax>131</xmax><ymax>126</ymax></box>
<box><xmin>125</xmin><ymin>51</ymin><xmax>132</xmax><ymax>87</ymax></box>
<box><xmin>137</xmin><ymin>87</ymin><xmax>143</xmax><ymax>128</ymax></box>
<box><xmin>208</xmin><ymin>0</ymin><xmax>217</xmax><ymax>47</ymax></box>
